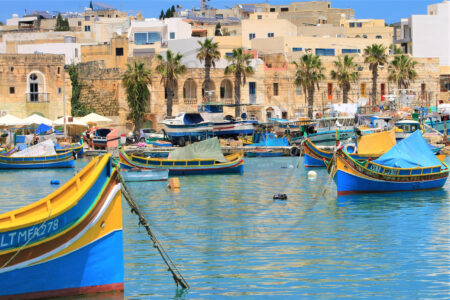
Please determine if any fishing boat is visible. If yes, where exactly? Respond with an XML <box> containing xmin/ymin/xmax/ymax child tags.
<box><xmin>120</xmin><ymin>138</ymin><xmax>244</xmax><ymax>175</ymax></box>
<box><xmin>199</xmin><ymin>104</ymin><xmax>255</xmax><ymax>137</ymax></box>
<box><xmin>0</xmin><ymin>150</ymin><xmax>74</xmax><ymax>169</ymax></box>
<box><xmin>93</xmin><ymin>128</ymin><xmax>120</xmax><ymax>150</ymax></box>
<box><xmin>160</xmin><ymin>112</ymin><xmax>213</xmax><ymax>146</ymax></box>
<box><xmin>394</xmin><ymin>120</ymin><xmax>420</xmax><ymax>141</ymax></box>
<box><xmin>121</xmin><ymin>168</ymin><xmax>169</xmax><ymax>182</ymax></box>
<box><xmin>303</xmin><ymin>130</ymin><xmax>397</xmax><ymax>167</ymax></box>
<box><xmin>55</xmin><ymin>142</ymin><xmax>84</xmax><ymax>157</ymax></box>
<box><xmin>0</xmin><ymin>154</ymin><xmax>123</xmax><ymax>298</ymax></box>
<box><xmin>0</xmin><ymin>148</ymin><xmax>16</xmax><ymax>156</ymax></box>
<box><xmin>245</xmin><ymin>149</ymin><xmax>284</xmax><ymax>157</ymax></box>
<box><xmin>326</xmin><ymin>131</ymin><xmax>449</xmax><ymax>195</ymax></box>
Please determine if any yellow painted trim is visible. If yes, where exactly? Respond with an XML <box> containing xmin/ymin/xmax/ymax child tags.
<box><xmin>0</xmin><ymin>155</ymin><xmax>111</xmax><ymax>232</ymax></box>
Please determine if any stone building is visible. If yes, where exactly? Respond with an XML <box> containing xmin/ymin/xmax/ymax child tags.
<box><xmin>0</xmin><ymin>54</ymin><xmax>71</xmax><ymax>119</ymax></box>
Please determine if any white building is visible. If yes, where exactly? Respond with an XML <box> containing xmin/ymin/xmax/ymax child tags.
<box><xmin>393</xmin><ymin>1</ymin><xmax>449</xmax><ymax>68</ymax></box>
<box><xmin>17</xmin><ymin>41</ymin><xmax>84</xmax><ymax>64</ymax></box>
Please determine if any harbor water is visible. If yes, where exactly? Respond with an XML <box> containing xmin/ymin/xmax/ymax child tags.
<box><xmin>0</xmin><ymin>156</ymin><xmax>449</xmax><ymax>298</ymax></box>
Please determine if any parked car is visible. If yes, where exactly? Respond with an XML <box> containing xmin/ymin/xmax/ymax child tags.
<box><xmin>139</xmin><ymin>128</ymin><xmax>164</xmax><ymax>143</ymax></box>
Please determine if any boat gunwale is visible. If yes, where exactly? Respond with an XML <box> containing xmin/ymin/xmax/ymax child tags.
<box><xmin>0</xmin><ymin>155</ymin><xmax>110</xmax><ymax>232</ymax></box>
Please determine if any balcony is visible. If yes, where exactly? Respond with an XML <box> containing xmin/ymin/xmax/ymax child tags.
<box><xmin>184</xmin><ymin>98</ymin><xmax>197</xmax><ymax>104</ymax></box>
<box><xmin>222</xmin><ymin>98</ymin><xmax>234</xmax><ymax>105</ymax></box>
<box><xmin>26</xmin><ymin>93</ymin><xmax>50</xmax><ymax>103</ymax></box>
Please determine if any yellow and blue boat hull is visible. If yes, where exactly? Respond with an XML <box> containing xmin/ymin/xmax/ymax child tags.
<box><xmin>0</xmin><ymin>155</ymin><xmax>123</xmax><ymax>299</ymax></box>
<box><xmin>0</xmin><ymin>151</ymin><xmax>74</xmax><ymax>169</ymax></box>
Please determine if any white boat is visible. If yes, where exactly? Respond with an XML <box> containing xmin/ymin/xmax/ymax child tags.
<box><xmin>394</xmin><ymin>120</ymin><xmax>420</xmax><ymax>141</ymax></box>
<box><xmin>160</xmin><ymin>112</ymin><xmax>214</xmax><ymax>146</ymax></box>
<box><xmin>121</xmin><ymin>168</ymin><xmax>169</xmax><ymax>182</ymax></box>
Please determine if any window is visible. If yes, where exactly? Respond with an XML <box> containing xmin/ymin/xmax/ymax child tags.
<box><xmin>357</xmin><ymin>22</ymin><xmax>362</xmax><ymax>27</ymax></box>
<box><xmin>355</xmin><ymin>35</ymin><xmax>361</xmax><ymax>38</ymax></box>
<box><xmin>249</xmin><ymin>82</ymin><xmax>256</xmax><ymax>95</ymax></box>
<box><xmin>342</xmin><ymin>49</ymin><xmax>360</xmax><ymax>54</ymax></box>
<box><xmin>169</xmin><ymin>32</ymin><xmax>175</xmax><ymax>39</ymax></box>
<box><xmin>268</xmin><ymin>32</ymin><xmax>274</xmax><ymax>38</ymax></box>
<box><xmin>249</xmin><ymin>33</ymin><xmax>255</xmax><ymax>40</ymax></box>
<box><xmin>336</xmin><ymin>34</ymin><xmax>342</xmax><ymax>38</ymax></box>
<box><xmin>9</xmin><ymin>87</ymin><xmax>14</xmax><ymax>94</ymax></box>
<box><xmin>270</xmin><ymin>8</ymin><xmax>275</xmax><ymax>12</ymax></box>
<box><xmin>296</xmin><ymin>86</ymin><xmax>302</xmax><ymax>95</ymax></box>
<box><xmin>84</xmin><ymin>16</ymin><xmax>90</xmax><ymax>21</ymax></box>
<box><xmin>58</xmin><ymin>87</ymin><xmax>62</xmax><ymax>94</ymax></box>
<box><xmin>115</xmin><ymin>48</ymin><xmax>124</xmax><ymax>56</ymax></box>
<box><xmin>134</xmin><ymin>32</ymin><xmax>161</xmax><ymax>45</ymax></box>
<box><xmin>315</xmin><ymin>48</ymin><xmax>335</xmax><ymax>56</ymax></box>
<box><xmin>282</xmin><ymin>111</ymin><xmax>287</xmax><ymax>119</ymax></box>
<box><xmin>363</xmin><ymin>34</ymin><xmax>368</xmax><ymax>39</ymax></box>
<box><xmin>77</xmin><ymin>21</ymin><xmax>82</xmax><ymax>26</ymax></box>
<box><xmin>273</xmin><ymin>83</ymin><xmax>279</xmax><ymax>96</ymax></box>
<box><xmin>376</xmin><ymin>35</ymin><xmax>382</xmax><ymax>39</ymax></box>
<box><xmin>280</xmin><ymin>7</ymin><xmax>289</xmax><ymax>12</ymax></box>
<box><xmin>328</xmin><ymin>83</ymin><xmax>333</xmax><ymax>100</ymax></box>
<box><xmin>349</xmin><ymin>22</ymin><xmax>355</xmax><ymax>28</ymax></box>
<box><xmin>57</xmin><ymin>67</ymin><xmax>60</xmax><ymax>74</ymax></box>
<box><xmin>225</xmin><ymin>52</ymin><xmax>233</xmax><ymax>57</ymax></box>
<box><xmin>257</xmin><ymin>15</ymin><xmax>262</xmax><ymax>19</ymax></box>
<box><xmin>216</xmin><ymin>14</ymin><xmax>223</xmax><ymax>19</ymax></box>
<box><xmin>75</xmin><ymin>48</ymin><xmax>78</xmax><ymax>57</ymax></box>
<box><xmin>360</xmin><ymin>83</ymin><xmax>366</xmax><ymax>98</ymax></box>
<box><xmin>10</xmin><ymin>67</ymin><xmax>14</xmax><ymax>72</ymax></box>
<box><xmin>292</xmin><ymin>47</ymin><xmax>302</xmax><ymax>52</ymax></box>
<box><xmin>84</xmin><ymin>25</ymin><xmax>91</xmax><ymax>32</ymax></box>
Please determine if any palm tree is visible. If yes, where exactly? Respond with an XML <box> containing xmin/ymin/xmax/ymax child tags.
<box><xmin>122</xmin><ymin>60</ymin><xmax>152</xmax><ymax>131</ymax></box>
<box><xmin>330</xmin><ymin>55</ymin><xmax>360</xmax><ymax>103</ymax></box>
<box><xmin>364</xmin><ymin>44</ymin><xmax>388</xmax><ymax>105</ymax></box>
<box><xmin>389</xmin><ymin>44</ymin><xmax>403</xmax><ymax>55</ymax></box>
<box><xmin>388</xmin><ymin>54</ymin><xmax>418</xmax><ymax>89</ymax></box>
<box><xmin>155</xmin><ymin>50</ymin><xmax>186</xmax><ymax>117</ymax></box>
<box><xmin>197</xmin><ymin>38</ymin><xmax>221</xmax><ymax>101</ymax></box>
<box><xmin>293</xmin><ymin>54</ymin><xmax>325</xmax><ymax>119</ymax></box>
<box><xmin>224</xmin><ymin>48</ymin><xmax>254</xmax><ymax>117</ymax></box>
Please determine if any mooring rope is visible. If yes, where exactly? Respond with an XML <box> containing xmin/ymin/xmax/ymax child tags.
<box><xmin>2</xmin><ymin>208</ymin><xmax>53</xmax><ymax>269</ymax></box>
<box><xmin>118</xmin><ymin>172</ymin><xmax>190</xmax><ymax>289</ymax></box>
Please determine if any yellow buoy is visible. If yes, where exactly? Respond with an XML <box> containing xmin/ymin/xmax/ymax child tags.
<box><xmin>168</xmin><ymin>177</ymin><xmax>181</xmax><ymax>190</ymax></box>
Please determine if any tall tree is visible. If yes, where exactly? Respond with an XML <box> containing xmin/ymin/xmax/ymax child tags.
<box><xmin>197</xmin><ymin>38</ymin><xmax>221</xmax><ymax>101</ymax></box>
<box><xmin>55</xmin><ymin>13</ymin><xmax>69</xmax><ymax>31</ymax></box>
<box><xmin>330</xmin><ymin>55</ymin><xmax>360</xmax><ymax>103</ymax></box>
<box><xmin>364</xmin><ymin>44</ymin><xmax>388</xmax><ymax>105</ymax></box>
<box><xmin>122</xmin><ymin>61</ymin><xmax>152</xmax><ymax>131</ymax></box>
<box><xmin>388</xmin><ymin>54</ymin><xmax>418</xmax><ymax>89</ymax></box>
<box><xmin>159</xmin><ymin>9</ymin><xmax>164</xmax><ymax>20</ymax></box>
<box><xmin>293</xmin><ymin>54</ymin><xmax>325</xmax><ymax>119</ymax></box>
<box><xmin>224</xmin><ymin>48</ymin><xmax>254</xmax><ymax>117</ymax></box>
<box><xmin>215</xmin><ymin>22</ymin><xmax>222</xmax><ymax>36</ymax></box>
<box><xmin>156</xmin><ymin>50</ymin><xmax>186</xmax><ymax>117</ymax></box>
<box><xmin>89</xmin><ymin>0</ymin><xmax>93</xmax><ymax>9</ymax></box>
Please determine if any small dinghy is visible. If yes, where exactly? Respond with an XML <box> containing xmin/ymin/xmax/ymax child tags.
<box><xmin>121</xmin><ymin>168</ymin><xmax>169</xmax><ymax>182</ymax></box>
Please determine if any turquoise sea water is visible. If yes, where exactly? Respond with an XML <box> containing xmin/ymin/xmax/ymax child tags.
<box><xmin>0</xmin><ymin>157</ymin><xmax>449</xmax><ymax>299</ymax></box>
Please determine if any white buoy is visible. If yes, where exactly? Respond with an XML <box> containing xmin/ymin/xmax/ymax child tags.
<box><xmin>307</xmin><ymin>170</ymin><xmax>317</xmax><ymax>180</ymax></box>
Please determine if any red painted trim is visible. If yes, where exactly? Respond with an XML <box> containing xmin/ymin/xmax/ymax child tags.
<box><xmin>0</xmin><ymin>283</ymin><xmax>124</xmax><ymax>300</ymax></box>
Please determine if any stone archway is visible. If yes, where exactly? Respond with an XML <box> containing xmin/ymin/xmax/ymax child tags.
<box><xmin>183</xmin><ymin>78</ymin><xmax>197</xmax><ymax>104</ymax></box>
<box><xmin>220</xmin><ymin>79</ymin><xmax>233</xmax><ymax>104</ymax></box>
<box><xmin>26</xmin><ymin>71</ymin><xmax>46</xmax><ymax>102</ymax></box>
<box><xmin>202</xmin><ymin>80</ymin><xmax>216</xmax><ymax>102</ymax></box>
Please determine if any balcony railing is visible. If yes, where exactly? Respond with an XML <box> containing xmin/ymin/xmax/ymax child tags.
<box><xmin>183</xmin><ymin>98</ymin><xmax>197</xmax><ymax>104</ymax></box>
<box><xmin>222</xmin><ymin>98</ymin><xmax>234</xmax><ymax>105</ymax></box>
<box><xmin>26</xmin><ymin>93</ymin><xmax>50</xmax><ymax>103</ymax></box>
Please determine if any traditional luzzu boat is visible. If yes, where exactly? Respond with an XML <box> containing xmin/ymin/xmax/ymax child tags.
<box><xmin>120</xmin><ymin>138</ymin><xmax>244</xmax><ymax>175</ymax></box>
<box><xmin>326</xmin><ymin>131</ymin><xmax>449</xmax><ymax>196</ymax></box>
<box><xmin>0</xmin><ymin>154</ymin><xmax>123</xmax><ymax>299</ymax></box>
<box><xmin>55</xmin><ymin>141</ymin><xmax>84</xmax><ymax>157</ymax></box>
<box><xmin>303</xmin><ymin>129</ymin><xmax>397</xmax><ymax>167</ymax></box>
<box><xmin>0</xmin><ymin>148</ymin><xmax>16</xmax><ymax>156</ymax></box>
<box><xmin>0</xmin><ymin>150</ymin><xmax>74</xmax><ymax>169</ymax></box>
<box><xmin>245</xmin><ymin>149</ymin><xmax>284</xmax><ymax>157</ymax></box>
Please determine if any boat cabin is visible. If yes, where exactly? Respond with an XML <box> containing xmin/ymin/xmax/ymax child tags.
<box><xmin>395</xmin><ymin>120</ymin><xmax>420</xmax><ymax>133</ymax></box>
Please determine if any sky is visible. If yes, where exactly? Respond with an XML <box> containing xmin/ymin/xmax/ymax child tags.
<box><xmin>0</xmin><ymin>0</ymin><xmax>440</xmax><ymax>25</ymax></box>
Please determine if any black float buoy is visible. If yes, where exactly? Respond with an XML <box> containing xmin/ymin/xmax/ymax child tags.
<box><xmin>273</xmin><ymin>193</ymin><xmax>288</xmax><ymax>200</ymax></box>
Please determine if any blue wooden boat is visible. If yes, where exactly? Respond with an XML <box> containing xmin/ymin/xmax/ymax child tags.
<box><xmin>0</xmin><ymin>154</ymin><xmax>123</xmax><ymax>298</ymax></box>
<box><xmin>0</xmin><ymin>151</ymin><xmax>74</xmax><ymax>169</ymax></box>
<box><xmin>327</xmin><ymin>131</ymin><xmax>449</xmax><ymax>196</ymax></box>
<box><xmin>55</xmin><ymin>142</ymin><xmax>84</xmax><ymax>157</ymax></box>
<box><xmin>121</xmin><ymin>168</ymin><xmax>169</xmax><ymax>182</ymax></box>
<box><xmin>245</xmin><ymin>149</ymin><xmax>284</xmax><ymax>157</ymax></box>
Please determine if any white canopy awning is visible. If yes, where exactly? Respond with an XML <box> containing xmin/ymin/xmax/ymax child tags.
<box><xmin>79</xmin><ymin>113</ymin><xmax>112</xmax><ymax>125</ymax></box>
<box><xmin>0</xmin><ymin>114</ymin><xmax>26</xmax><ymax>127</ymax></box>
<box><xmin>53</xmin><ymin>116</ymin><xmax>88</xmax><ymax>127</ymax></box>
<box><xmin>23</xmin><ymin>114</ymin><xmax>53</xmax><ymax>126</ymax></box>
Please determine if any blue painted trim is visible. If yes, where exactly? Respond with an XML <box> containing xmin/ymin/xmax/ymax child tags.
<box><xmin>0</xmin><ymin>230</ymin><xmax>123</xmax><ymax>297</ymax></box>
<box><xmin>304</xmin><ymin>153</ymin><xmax>325</xmax><ymax>167</ymax></box>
